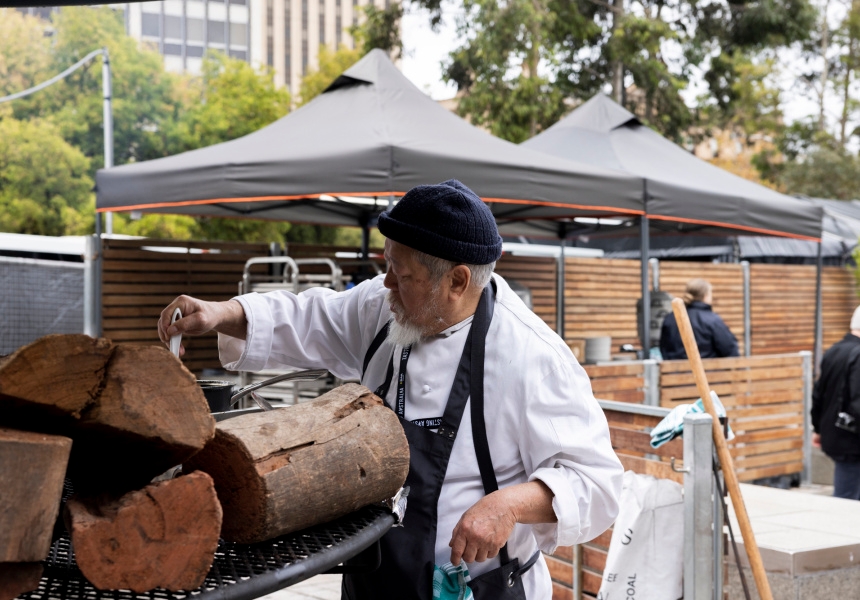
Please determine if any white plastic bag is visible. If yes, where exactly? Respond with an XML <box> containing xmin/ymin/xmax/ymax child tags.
<box><xmin>597</xmin><ymin>470</ymin><xmax>684</xmax><ymax>600</ymax></box>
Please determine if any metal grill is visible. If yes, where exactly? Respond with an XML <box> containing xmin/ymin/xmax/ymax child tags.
<box><xmin>23</xmin><ymin>504</ymin><xmax>394</xmax><ymax>600</ymax></box>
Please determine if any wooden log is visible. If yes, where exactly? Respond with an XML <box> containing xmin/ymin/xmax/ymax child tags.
<box><xmin>0</xmin><ymin>335</ymin><xmax>215</xmax><ymax>492</ymax></box>
<box><xmin>0</xmin><ymin>428</ymin><xmax>71</xmax><ymax>562</ymax></box>
<box><xmin>186</xmin><ymin>383</ymin><xmax>410</xmax><ymax>543</ymax></box>
<box><xmin>0</xmin><ymin>563</ymin><xmax>43</xmax><ymax>600</ymax></box>
<box><xmin>66</xmin><ymin>471</ymin><xmax>222</xmax><ymax>593</ymax></box>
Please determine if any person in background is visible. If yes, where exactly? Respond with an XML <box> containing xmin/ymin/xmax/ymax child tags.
<box><xmin>659</xmin><ymin>278</ymin><xmax>739</xmax><ymax>360</ymax></box>
<box><xmin>811</xmin><ymin>306</ymin><xmax>860</xmax><ymax>500</ymax></box>
<box><xmin>158</xmin><ymin>179</ymin><xmax>623</xmax><ymax>600</ymax></box>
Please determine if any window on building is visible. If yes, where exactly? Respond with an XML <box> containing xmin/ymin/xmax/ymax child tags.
<box><xmin>302</xmin><ymin>0</ymin><xmax>309</xmax><ymax>72</ymax></box>
<box><xmin>230</xmin><ymin>49</ymin><xmax>248</xmax><ymax>60</ymax></box>
<box><xmin>163</xmin><ymin>43</ymin><xmax>182</xmax><ymax>56</ymax></box>
<box><xmin>336</xmin><ymin>0</ymin><xmax>342</xmax><ymax>45</ymax></box>
<box><xmin>142</xmin><ymin>13</ymin><xmax>160</xmax><ymax>37</ymax></box>
<box><xmin>209</xmin><ymin>20</ymin><xmax>226</xmax><ymax>44</ymax></box>
<box><xmin>230</xmin><ymin>0</ymin><xmax>247</xmax><ymax>5</ymax></box>
<box><xmin>186</xmin><ymin>18</ymin><xmax>204</xmax><ymax>43</ymax></box>
<box><xmin>352</xmin><ymin>0</ymin><xmax>359</xmax><ymax>26</ymax></box>
<box><xmin>319</xmin><ymin>0</ymin><xmax>325</xmax><ymax>44</ymax></box>
<box><xmin>164</xmin><ymin>15</ymin><xmax>182</xmax><ymax>40</ymax></box>
<box><xmin>230</xmin><ymin>23</ymin><xmax>247</xmax><ymax>46</ymax></box>
<box><xmin>186</xmin><ymin>45</ymin><xmax>205</xmax><ymax>58</ymax></box>
<box><xmin>267</xmin><ymin>0</ymin><xmax>274</xmax><ymax>66</ymax></box>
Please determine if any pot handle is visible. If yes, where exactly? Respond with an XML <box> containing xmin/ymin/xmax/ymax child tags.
<box><xmin>169</xmin><ymin>308</ymin><xmax>182</xmax><ymax>358</ymax></box>
<box><xmin>230</xmin><ymin>369</ymin><xmax>329</xmax><ymax>406</ymax></box>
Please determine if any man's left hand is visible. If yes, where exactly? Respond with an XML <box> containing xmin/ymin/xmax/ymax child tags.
<box><xmin>448</xmin><ymin>480</ymin><xmax>556</xmax><ymax>566</ymax></box>
<box><xmin>448</xmin><ymin>491</ymin><xmax>517</xmax><ymax>565</ymax></box>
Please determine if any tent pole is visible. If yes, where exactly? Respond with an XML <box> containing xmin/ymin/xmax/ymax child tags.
<box><xmin>557</xmin><ymin>227</ymin><xmax>567</xmax><ymax>339</ymax></box>
<box><xmin>360</xmin><ymin>215</ymin><xmax>370</xmax><ymax>260</ymax></box>
<box><xmin>814</xmin><ymin>241</ymin><xmax>823</xmax><ymax>378</ymax></box>
<box><xmin>640</xmin><ymin>181</ymin><xmax>651</xmax><ymax>355</ymax></box>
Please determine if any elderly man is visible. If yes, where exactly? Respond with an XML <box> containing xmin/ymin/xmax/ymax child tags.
<box><xmin>159</xmin><ymin>180</ymin><xmax>622</xmax><ymax>600</ymax></box>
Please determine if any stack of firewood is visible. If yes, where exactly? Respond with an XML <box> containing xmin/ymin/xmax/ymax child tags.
<box><xmin>0</xmin><ymin>334</ymin><xmax>409</xmax><ymax>597</ymax></box>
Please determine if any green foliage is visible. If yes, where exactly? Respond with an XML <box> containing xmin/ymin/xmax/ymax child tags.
<box><xmin>168</xmin><ymin>52</ymin><xmax>290</xmax><ymax>152</ymax></box>
<box><xmin>14</xmin><ymin>7</ymin><xmax>184</xmax><ymax>172</ymax></box>
<box><xmin>298</xmin><ymin>45</ymin><xmax>362</xmax><ymax>106</ymax></box>
<box><xmin>0</xmin><ymin>117</ymin><xmax>93</xmax><ymax>236</ymax></box>
<box><xmin>776</xmin><ymin>146</ymin><xmax>860</xmax><ymax>200</ymax></box>
<box><xmin>349</xmin><ymin>4</ymin><xmax>404</xmax><ymax>59</ymax></box>
<box><xmin>0</xmin><ymin>10</ymin><xmax>52</xmax><ymax>102</ymax></box>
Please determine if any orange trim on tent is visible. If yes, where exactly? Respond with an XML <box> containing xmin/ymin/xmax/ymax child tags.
<box><xmin>647</xmin><ymin>214</ymin><xmax>821</xmax><ymax>242</ymax></box>
<box><xmin>96</xmin><ymin>193</ymin><xmax>646</xmax><ymax>216</ymax></box>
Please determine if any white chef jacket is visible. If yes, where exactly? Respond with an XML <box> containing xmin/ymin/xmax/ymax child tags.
<box><xmin>219</xmin><ymin>273</ymin><xmax>623</xmax><ymax>599</ymax></box>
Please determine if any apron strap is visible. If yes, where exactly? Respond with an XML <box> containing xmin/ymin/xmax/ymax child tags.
<box><xmin>362</xmin><ymin>321</ymin><xmax>391</xmax><ymax>379</ymax></box>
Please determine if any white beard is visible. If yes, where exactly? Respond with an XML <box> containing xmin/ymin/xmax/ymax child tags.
<box><xmin>388</xmin><ymin>318</ymin><xmax>427</xmax><ymax>347</ymax></box>
<box><xmin>386</xmin><ymin>288</ymin><xmax>444</xmax><ymax>347</ymax></box>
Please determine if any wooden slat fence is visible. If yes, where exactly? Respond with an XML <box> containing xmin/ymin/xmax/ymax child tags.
<box><xmin>822</xmin><ymin>266</ymin><xmax>858</xmax><ymax>349</ymax></box>
<box><xmin>583</xmin><ymin>363</ymin><xmax>646</xmax><ymax>404</ymax></box>
<box><xmin>496</xmin><ymin>254</ymin><xmax>557</xmax><ymax>332</ymax></box>
<box><xmin>660</xmin><ymin>354</ymin><xmax>805</xmax><ymax>482</ymax></box>
<box><xmin>749</xmin><ymin>264</ymin><xmax>817</xmax><ymax>354</ymax></box>
<box><xmin>101</xmin><ymin>238</ymin><xmax>270</xmax><ymax>373</ymax></box>
<box><xmin>563</xmin><ymin>257</ymin><xmax>642</xmax><ymax>352</ymax></box>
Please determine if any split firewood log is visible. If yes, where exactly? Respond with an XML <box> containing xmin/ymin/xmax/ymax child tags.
<box><xmin>186</xmin><ymin>383</ymin><xmax>409</xmax><ymax>543</ymax></box>
<box><xmin>0</xmin><ymin>563</ymin><xmax>43</xmax><ymax>600</ymax></box>
<box><xmin>0</xmin><ymin>334</ymin><xmax>215</xmax><ymax>492</ymax></box>
<box><xmin>0</xmin><ymin>428</ymin><xmax>71</xmax><ymax>562</ymax></box>
<box><xmin>65</xmin><ymin>471</ymin><xmax>222</xmax><ymax>593</ymax></box>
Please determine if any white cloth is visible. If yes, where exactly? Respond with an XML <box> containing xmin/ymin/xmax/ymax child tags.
<box><xmin>219</xmin><ymin>273</ymin><xmax>623</xmax><ymax>599</ymax></box>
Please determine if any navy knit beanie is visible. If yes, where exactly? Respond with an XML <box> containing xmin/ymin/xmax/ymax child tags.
<box><xmin>377</xmin><ymin>180</ymin><xmax>503</xmax><ymax>265</ymax></box>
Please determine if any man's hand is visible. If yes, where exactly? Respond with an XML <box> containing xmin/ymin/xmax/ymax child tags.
<box><xmin>157</xmin><ymin>295</ymin><xmax>248</xmax><ymax>355</ymax></box>
<box><xmin>448</xmin><ymin>480</ymin><xmax>556</xmax><ymax>566</ymax></box>
<box><xmin>812</xmin><ymin>432</ymin><xmax>821</xmax><ymax>448</ymax></box>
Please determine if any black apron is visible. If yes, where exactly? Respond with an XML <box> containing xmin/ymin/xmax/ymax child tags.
<box><xmin>343</xmin><ymin>284</ymin><xmax>540</xmax><ymax>600</ymax></box>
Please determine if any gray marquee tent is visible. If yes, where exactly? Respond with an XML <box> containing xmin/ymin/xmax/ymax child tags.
<box><xmin>522</xmin><ymin>93</ymin><xmax>827</xmax><ymax>363</ymax></box>
<box><xmin>95</xmin><ymin>50</ymin><xmax>646</xmax><ymax>251</ymax></box>
<box><xmin>521</xmin><ymin>93</ymin><xmax>823</xmax><ymax>241</ymax></box>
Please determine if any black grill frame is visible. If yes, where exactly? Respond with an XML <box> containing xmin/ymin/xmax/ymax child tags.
<box><xmin>21</xmin><ymin>504</ymin><xmax>394</xmax><ymax>600</ymax></box>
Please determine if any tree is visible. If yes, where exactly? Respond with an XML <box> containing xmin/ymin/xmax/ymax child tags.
<box><xmin>298</xmin><ymin>45</ymin><xmax>362</xmax><ymax>106</ymax></box>
<box><xmin>0</xmin><ymin>10</ymin><xmax>52</xmax><ymax>103</ymax></box>
<box><xmin>350</xmin><ymin>4</ymin><xmax>404</xmax><ymax>59</ymax></box>
<box><xmin>11</xmin><ymin>7</ymin><xmax>183</xmax><ymax>173</ymax></box>
<box><xmin>169</xmin><ymin>52</ymin><xmax>291</xmax><ymax>152</ymax></box>
<box><xmin>0</xmin><ymin>118</ymin><xmax>93</xmax><ymax>236</ymax></box>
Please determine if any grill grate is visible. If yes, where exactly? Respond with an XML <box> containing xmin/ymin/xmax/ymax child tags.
<box><xmin>23</xmin><ymin>504</ymin><xmax>391</xmax><ymax>600</ymax></box>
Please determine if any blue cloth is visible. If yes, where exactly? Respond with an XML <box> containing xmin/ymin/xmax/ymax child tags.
<box><xmin>432</xmin><ymin>562</ymin><xmax>474</xmax><ymax>600</ymax></box>
<box><xmin>650</xmin><ymin>391</ymin><xmax>734</xmax><ymax>448</ymax></box>
<box><xmin>834</xmin><ymin>461</ymin><xmax>860</xmax><ymax>500</ymax></box>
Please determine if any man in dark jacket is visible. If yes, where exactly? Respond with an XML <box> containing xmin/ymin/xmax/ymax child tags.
<box><xmin>812</xmin><ymin>306</ymin><xmax>860</xmax><ymax>500</ymax></box>
<box><xmin>659</xmin><ymin>278</ymin><xmax>739</xmax><ymax>360</ymax></box>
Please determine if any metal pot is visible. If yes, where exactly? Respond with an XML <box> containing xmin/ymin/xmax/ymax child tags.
<box><xmin>197</xmin><ymin>369</ymin><xmax>328</xmax><ymax>414</ymax></box>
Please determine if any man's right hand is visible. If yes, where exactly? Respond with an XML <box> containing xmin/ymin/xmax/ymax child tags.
<box><xmin>158</xmin><ymin>295</ymin><xmax>248</xmax><ymax>355</ymax></box>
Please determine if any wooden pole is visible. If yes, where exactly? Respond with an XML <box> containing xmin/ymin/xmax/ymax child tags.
<box><xmin>671</xmin><ymin>298</ymin><xmax>773</xmax><ymax>600</ymax></box>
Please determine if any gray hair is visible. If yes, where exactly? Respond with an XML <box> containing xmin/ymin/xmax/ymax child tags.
<box><xmin>412</xmin><ymin>249</ymin><xmax>495</xmax><ymax>289</ymax></box>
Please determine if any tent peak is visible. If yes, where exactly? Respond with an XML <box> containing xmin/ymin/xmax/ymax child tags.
<box><xmin>323</xmin><ymin>49</ymin><xmax>401</xmax><ymax>94</ymax></box>
<box><xmin>554</xmin><ymin>93</ymin><xmax>641</xmax><ymax>133</ymax></box>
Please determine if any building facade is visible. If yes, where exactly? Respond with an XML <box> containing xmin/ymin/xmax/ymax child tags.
<box><xmin>122</xmin><ymin>1</ymin><xmax>251</xmax><ymax>75</ymax></box>
<box><xmin>18</xmin><ymin>1</ymin><xmax>395</xmax><ymax>95</ymax></box>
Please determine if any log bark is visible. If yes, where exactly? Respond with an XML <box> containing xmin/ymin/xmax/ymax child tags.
<box><xmin>0</xmin><ymin>428</ymin><xmax>71</xmax><ymax>562</ymax></box>
<box><xmin>186</xmin><ymin>383</ymin><xmax>409</xmax><ymax>543</ymax></box>
<box><xmin>66</xmin><ymin>471</ymin><xmax>222</xmax><ymax>593</ymax></box>
<box><xmin>0</xmin><ymin>335</ymin><xmax>215</xmax><ymax>492</ymax></box>
<box><xmin>0</xmin><ymin>563</ymin><xmax>43</xmax><ymax>600</ymax></box>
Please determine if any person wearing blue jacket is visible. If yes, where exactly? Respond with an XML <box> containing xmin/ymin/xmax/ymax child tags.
<box><xmin>659</xmin><ymin>278</ymin><xmax>739</xmax><ymax>360</ymax></box>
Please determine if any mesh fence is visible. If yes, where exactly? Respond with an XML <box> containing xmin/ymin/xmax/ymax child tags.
<box><xmin>0</xmin><ymin>256</ymin><xmax>85</xmax><ymax>355</ymax></box>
